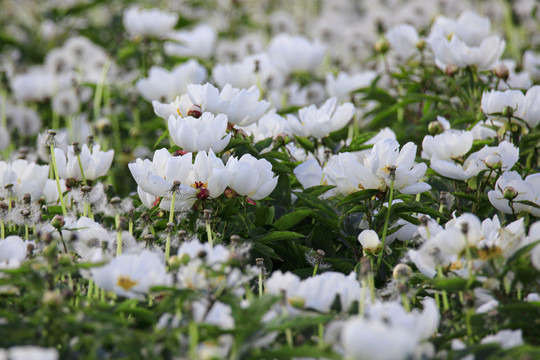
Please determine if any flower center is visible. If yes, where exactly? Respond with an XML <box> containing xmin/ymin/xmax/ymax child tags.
<box><xmin>117</xmin><ymin>275</ymin><xmax>138</xmax><ymax>291</ymax></box>
<box><xmin>191</xmin><ymin>181</ymin><xmax>208</xmax><ymax>189</ymax></box>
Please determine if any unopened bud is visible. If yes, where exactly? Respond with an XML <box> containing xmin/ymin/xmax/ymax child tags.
<box><xmin>43</xmin><ymin>290</ymin><xmax>62</xmax><ymax>305</ymax></box>
<box><xmin>428</xmin><ymin>120</ymin><xmax>443</xmax><ymax>135</ymax></box>
<box><xmin>393</xmin><ymin>263</ymin><xmax>412</xmax><ymax>280</ymax></box>
<box><xmin>374</xmin><ymin>38</ymin><xmax>390</xmax><ymax>54</ymax></box>
<box><xmin>224</xmin><ymin>188</ymin><xmax>238</xmax><ymax>199</ymax></box>
<box><xmin>196</xmin><ymin>187</ymin><xmax>209</xmax><ymax>200</ymax></box>
<box><xmin>503</xmin><ymin>187</ymin><xmax>518</xmax><ymax>200</ymax></box>
<box><xmin>287</xmin><ymin>296</ymin><xmax>305</xmax><ymax>309</ymax></box>
<box><xmin>358</xmin><ymin>229</ymin><xmax>382</xmax><ymax>254</ymax></box>
<box><xmin>187</xmin><ymin>104</ymin><xmax>202</xmax><ymax>118</ymax></box>
<box><xmin>502</xmin><ymin>106</ymin><xmax>514</xmax><ymax>118</ymax></box>
<box><xmin>493</xmin><ymin>63</ymin><xmax>509</xmax><ymax>80</ymax></box>
<box><xmin>416</xmin><ymin>39</ymin><xmax>426</xmax><ymax>51</ymax></box>
<box><xmin>445</xmin><ymin>64</ymin><xmax>458</xmax><ymax>76</ymax></box>
<box><xmin>65</xmin><ymin>177</ymin><xmax>78</xmax><ymax>189</ymax></box>
<box><xmin>51</xmin><ymin>214</ymin><xmax>65</xmax><ymax>229</ymax></box>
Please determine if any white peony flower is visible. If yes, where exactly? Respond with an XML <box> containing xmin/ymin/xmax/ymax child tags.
<box><xmin>325</xmin><ymin>71</ymin><xmax>376</xmax><ymax>100</ymax></box>
<box><xmin>137</xmin><ymin>60</ymin><xmax>207</xmax><ymax>103</ymax></box>
<box><xmin>287</xmin><ymin>97</ymin><xmax>355</xmax><ymax>138</ymax></box>
<box><xmin>523</xmin><ymin>50</ymin><xmax>540</xmax><ymax>81</ymax></box>
<box><xmin>429</xmin><ymin>33</ymin><xmax>505</xmax><ymax>72</ymax></box>
<box><xmin>123</xmin><ymin>6</ymin><xmax>178</xmax><ymax>38</ymax></box>
<box><xmin>91</xmin><ymin>250</ymin><xmax>168</xmax><ymax>299</ymax></box>
<box><xmin>218</xmin><ymin>85</ymin><xmax>270</xmax><ymax>126</ymax></box>
<box><xmin>0</xmin><ymin>236</ymin><xmax>26</xmax><ymax>267</ymax></box>
<box><xmin>268</xmin><ymin>34</ymin><xmax>326</xmax><ymax>75</ymax></box>
<box><xmin>481</xmin><ymin>86</ymin><xmax>540</xmax><ymax>128</ymax></box>
<box><xmin>128</xmin><ymin>148</ymin><xmax>196</xmax><ymax>210</ymax></box>
<box><xmin>488</xmin><ymin>171</ymin><xmax>540</xmax><ymax>217</ymax></box>
<box><xmin>0</xmin><ymin>160</ymin><xmax>49</xmax><ymax>201</ymax></box>
<box><xmin>164</xmin><ymin>24</ymin><xmax>217</xmax><ymax>59</ymax></box>
<box><xmin>386</xmin><ymin>24</ymin><xmax>420</xmax><ymax>64</ymax></box>
<box><xmin>168</xmin><ymin>112</ymin><xmax>231</xmax><ymax>153</ymax></box>
<box><xmin>54</xmin><ymin>144</ymin><xmax>114</xmax><ymax>182</ymax></box>
<box><xmin>363</xmin><ymin>138</ymin><xmax>431</xmax><ymax>195</ymax></box>
<box><xmin>226</xmin><ymin>154</ymin><xmax>278</xmax><ymax>200</ymax></box>
<box><xmin>239</xmin><ymin>112</ymin><xmax>292</xmax><ymax>143</ymax></box>
<box><xmin>422</xmin><ymin>130</ymin><xmax>473</xmax><ymax>161</ymax></box>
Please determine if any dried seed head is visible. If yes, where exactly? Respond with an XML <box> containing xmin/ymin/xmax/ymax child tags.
<box><xmin>72</xmin><ymin>142</ymin><xmax>80</xmax><ymax>154</ymax></box>
<box><xmin>393</xmin><ymin>263</ymin><xmax>412</xmax><ymax>280</ymax></box>
<box><xmin>439</xmin><ymin>191</ymin><xmax>447</xmax><ymax>205</ymax></box>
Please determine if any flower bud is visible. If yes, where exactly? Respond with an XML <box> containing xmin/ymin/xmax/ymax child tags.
<box><xmin>51</xmin><ymin>214</ymin><xmax>65</xmax><ymax>229</ymax></box>
<box><xmin>503</xmin><ymin>186</ymin><xmax>518</xmax><ymax>200</ymax></box>
<box><xmin>393</xmin><ymin>263</ymin><xmax>412</xmax><ymax>280</ymax></box>
<box><xmin>502</xmin><ymin>106</ymin><xmax>514</xmax><ymax>118</ymax></box>
<box><xmin>173</xmin><ymin>149</ymin><xmax>188</xmax><ymax>157</ymax></box>
<box><xmin>484</xmin><ymin>154</ymin><xmax>501</xmax><ymax>169</ymax></box>
<box><xmin>224</xmin><ymin>188</ymin><xmax>238</xmax><ymax>199</ymax></box>
<box><xmin>428</xmin><ymin>120</ymin><xmax>443</xmax><ymax>135</ymax></box>
<box><xmin>358</xmin><ymin>230</ymin><xmax>382</xmax><ymax>254</ymax></box>
<box><xmin>65</xmin><ymin>177</ymin><xmax>78</xmax><ymax>189</ymax></box>
<box><xmin>416</xmin><ymin>39</ymin><xmax>426</xmax><ymax>51</ymax></box>
<box><xmin>493</xmin><ymin>63</ymin><xmax>509</xmax><ymax>80</ymax></box>
<box><xmin>287</xmin><ymin>296</ymin><xmax>306</xmax><ymax>309</ymax></box>
<box><xmin>445</xmin><ymin>64</ymin><xmax>458</xmax><ymax>76</ymax></box>
<box><xmin>187</xmin><ymin>104</ymin><xmax>202</xmax><ymax>118</ymax></box>
<box><xmin>374</xmin><ymin>38</ymin><xmax>390</xmax><ymax>54</ymax></box>
<box><xmin>195</xmin><ymin>187</ymin><xmax>209</xmax><ymax>200</ymax></box>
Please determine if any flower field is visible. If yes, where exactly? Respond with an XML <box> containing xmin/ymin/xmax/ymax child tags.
<box><xmin>1</xmin><ymin>0</ymin><xmax>540</xmax><ymax>358</ymax></box>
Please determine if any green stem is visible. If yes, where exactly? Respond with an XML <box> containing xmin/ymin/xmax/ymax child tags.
<box><xmin>206</xmin><ymin>222</ymin><xmax>213</xmax><ymax>249</ymax></box>
<box><xmin>312</xmin><ymin>263</ymin><xmax>319</xmax><ymax>277</ymax></box>
<box><xmin>115</xmin><ymin>213</ymin><xmax>122</xmax><ymax>256</ymax></box>
<box><xmin>258</xmin><ymin>269</ymin><xmax>263</xmax><ymax>297</ymax></box>
<box><xmin>401</xmin><ymin>293</ymin><xmax>410</xmax><ymax>312</ymax></box>
<box><xmin>165</xmin><ymin>191</ymin><xmax>176</xmax><ymax>262</ymax></box>
<box><xmin>93</xmin><ymin>59</ymin><xmax>110</xmax><ymax>122</ymax></box>
<box><xmin>87</xmin><ymin>279</ymin><xmax>94</xmax><ymax>301</ymax></box>
<box><xmin>377</xmin><ymin>179</ymin><xmax>394</xmax><ymax>269</ymax></box>
<box><xmin>50</xmin><ymin>145</ymin><xmax>67</xmax><ymax>216</ymax></box>
<box><xmin>189</xmin><ymin>321</ymin><xmax>198</xmax><ymax>359</ymax></box>
<box><xmin>318</xmin><ymin>322</ymin><xmax>324</xmax><ymax>349</ymax></box>
<box><xmin>76</xmin><ymin>153</ymin><xmax>87</xmax><ymax>184</ymax></box>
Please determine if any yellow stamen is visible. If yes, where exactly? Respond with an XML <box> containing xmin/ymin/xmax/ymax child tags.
<box><xmin>117</xmin><ymin>275</ymin><xmax>138</xmax><ymax>291</ymax></box>
<box><xmin>190</xmin><ymin>181</ymin><xmax>208</xmax><ymax>189</ymax></box>
<box><xmin>176</xmin><ymin>109</ymin><xmax>183</xmax><ymax>117</ymax></box>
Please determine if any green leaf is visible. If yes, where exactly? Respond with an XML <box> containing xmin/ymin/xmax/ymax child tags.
<box><xmin>293</xmin><ymin>135</ymin><xmax>315</xmax><ymax>152</ymax></box>
<box><xmin>506</xmin><ymin>240</ymin><xmax>540</xmax><ymax>266</ymax></box>
<box><xmin>265</xmin><ymin>314</ymin><xmax>334</xmax><ymax>331</ymax></box>
<box><xmin>303</xmin><ymin>185</ymin><xmax>335</xmax><ymax>197</ymax></box>
<box><xmin>257</xmin><ymin>345</ymin><xmax>341</xmax><ymax>360</ymax></box>
<box><xmin>338</xmin><ymin>189</ymin><xmax>380</xmax><ymax>207</ymax></box>
<box><xmin>254</xmin><ymin>137</ymin><xmax>273</xmax><ymax>152</ymax></box>
<box><xmin>251</xmin><ymin>243</ymin><xmax>282</xmax><ymax>260</ymax></box>
<box><xmin>274</xmin><ymin>209</ymin><xmax>315</xmax><ymax>230</ymax></box>
<box><xmin>153</xmin><ymin>130</ymin><xmax>169</xmax><ymax>149</ymax></box>
<box><xmin>254</xmin><ymin>206</ymin><xmax>275</xmax><ymax>227</ymax></box>
<box><xmin>431</xmin><ymin>277</ymin><xmax>480</xmax><ymax>291</ymax></box>
<box><xmin>254</xmin><ymin>231</ymin><xmax>304</xmax><ymax>244</ymax></box>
